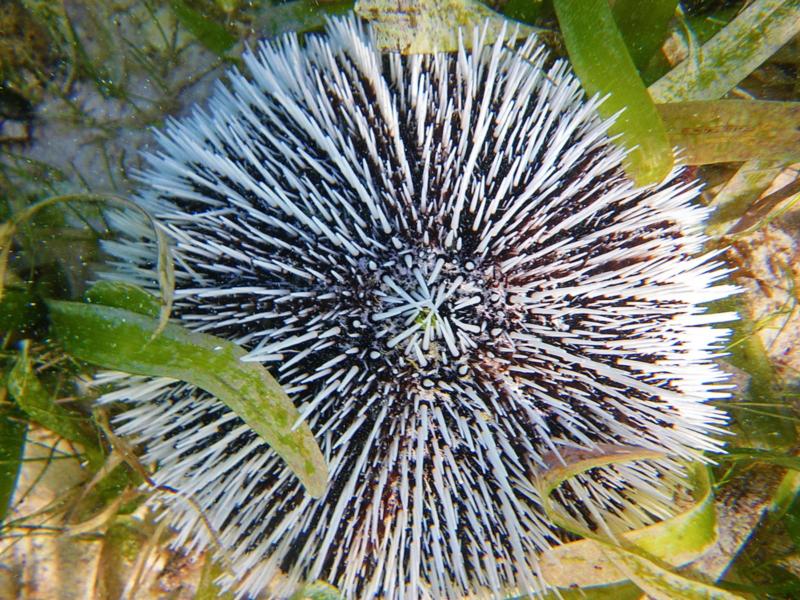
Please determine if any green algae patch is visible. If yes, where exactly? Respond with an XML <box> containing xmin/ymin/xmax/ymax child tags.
<box><xmin>47</xmin><ymin>299</ymin><xmax>328</xmax><ymax>498</ymax></box>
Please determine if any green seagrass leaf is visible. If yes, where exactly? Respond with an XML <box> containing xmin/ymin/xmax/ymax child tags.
<box><xmin>170</xmin><ymin>0</ymin><xmax>236</xmax><ymax>56</ymax></box>
<box><xmin>7</xmin><ymin>340</ymin><xmax>103</xmax><ymax>468</ymax></box>
<box><xmin>84</xmin><ymin>280</ymin><xmax>161</xmax><ymax>318</ymax></box>
<box><xmin>657</xmin><ymin>100</ymin><xmax>800</xmax><ymax>165</ymax></box>
<box><xmin>553</xmin><ymin>0</ymin><xmax>673</xmax><ymax>187</ymax></box>
<box><xmin>291</xmin><ymin>580</ymin><xmax>343</xmax><ymax>600</ymax></box>
<box><xmin>355</xmin><ymin>0</ymin><xmax>536</xmax><ymax>54</ymax></box>
<box><xmin>713</xmin><ymin>296</ymin><xmax>797</xmax><ymax>451</ymax></box>
<box><xmin>0</xmin><ymin>404</ymin><xmax>26</xmax><ymax>525</ymax></box>
<box><xmin>537</xmin><ymin>450</ymin><xmax>740</xmax><ymax>598</ymax></box>
<box><xmin>195</xmin><ymin>557</ymin><xmax>235</xmax><ymax>600</ymax></box>
<box><xmin>47</xmin><ymin>299</ymin><xmax>328</xmax><ymax>498</ymax></box>
<box><xmin>720</xmin><ymin>448</ymin><xmax>800</xmax><ymax>471</ymax></box>
<box><xmin>649</xmin><ymin>0</ymin><xmax>800</xmax><ymax>103</ymax></box>
<box><xmin>599</xmin><ymin>542</ymin><xmax>743</xmax><ymax>600</ymax></box>
<box><xmin>538</xmin><ymin>581</ymin><xmax>643</xmax><ymax>600</ymax></box>
<box><xmin>253</xmin><ymin>0</ymin><xmax>354</xmax><ymax>38</ymax></box>
<box><xmin>0</xmin><ymin>193</ymin><xmax>175</xmax><ymax>338</ymax></box>
<box><xmin>611</xmin><ymin>0</ymin><xmax>678</xmax><ymax>73</ymax></box>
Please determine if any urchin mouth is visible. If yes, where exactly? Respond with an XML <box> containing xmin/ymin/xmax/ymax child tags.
<box><xmin>363</xmin><ymin>243</ymin><xmax>524</xmax><ymax>372</ymax></box>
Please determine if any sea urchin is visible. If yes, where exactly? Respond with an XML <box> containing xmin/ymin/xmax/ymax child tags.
<box><xmin>103</xmin><ymin>16</ymin><xmax>736</xmax><ymax>599</ymax></box>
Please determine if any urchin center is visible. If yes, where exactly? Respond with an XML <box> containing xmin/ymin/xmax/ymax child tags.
<box><xmin>364</xmin><ymin>247</ymin><xmax>509</xmax><ymax>371</ymax></box>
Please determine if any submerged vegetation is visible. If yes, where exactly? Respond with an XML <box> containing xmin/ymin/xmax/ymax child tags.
<box><xmin>0</xmin><ymin>0</ymin><xmax>799</xmax><ymax>598</ymax></box>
